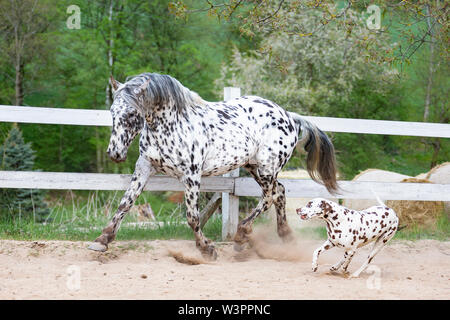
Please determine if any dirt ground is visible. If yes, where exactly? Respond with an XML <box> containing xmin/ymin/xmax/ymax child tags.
<box><xmin>0</xmin><ymin>226</ymin><xmax>449</xmax><ymax>300</ymax></box>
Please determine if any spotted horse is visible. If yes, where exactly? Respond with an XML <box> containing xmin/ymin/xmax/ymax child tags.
<box><xmin>88</xmin><ymin>72</ymin><xmax>338</xmax><ymax>259</ymax></box>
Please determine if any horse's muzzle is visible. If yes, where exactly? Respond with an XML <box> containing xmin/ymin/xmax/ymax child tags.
<box><xmin>110</xmin><ymin>156</ymin><xmax>126</xmax><ymax>163</ymax></box>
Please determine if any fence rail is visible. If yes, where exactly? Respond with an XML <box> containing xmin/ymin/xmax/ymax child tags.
<box><xmin>0</xmin><ymin>171</ymin><xmax>449</xmax><ymax>202</ymax></box>
<box><xmin>1</xmin><ymin>105</ymin><xmax>449</xmax><ymax>138</ymax></box>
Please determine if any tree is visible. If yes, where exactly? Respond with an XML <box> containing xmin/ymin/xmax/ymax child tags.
<box><xmin>0</xmin><ymin>125</ymin><xmax>49</xmax><ymax>221</ymax></box>
<box><xmin>0</xmin><ymin>0</ymin><xmax>54</xmax><ymax>105</ymax></box>
<box><xmin>412</xmin><ymin>22</ymin><xmax>449</xmax><ymax>168</ymax></box>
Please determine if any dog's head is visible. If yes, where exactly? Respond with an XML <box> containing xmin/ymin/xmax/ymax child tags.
<box><xmin>296</xmin><ymin>198</ymin><xmax>333</xmax><ymax>220</ymax></box>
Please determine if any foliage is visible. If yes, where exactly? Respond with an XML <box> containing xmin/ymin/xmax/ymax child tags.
<box><xmin>216</xmin><ymin>7</ymin><xmax>397</xmax><ymax>115</ymax></box>
<box><xmin>0</xmin><ymin>125</ymin><xmax>49</xmax><ymax>220</ymax></box>
<box><xmin>171</xmin><ymin>0</ymin><xmax>449</xmax><ymax>64</ymax></box>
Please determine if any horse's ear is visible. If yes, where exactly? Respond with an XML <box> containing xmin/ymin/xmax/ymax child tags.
<box><xmin>109</xmin><ymin>75</ymin><xmax>122</xmax><ymax>92</ymax></box>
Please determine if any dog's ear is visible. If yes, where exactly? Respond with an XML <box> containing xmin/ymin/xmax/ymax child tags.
<box><xmin>320</xmin><ymin>200</ymin><xmax>332</xmax><ymax>214</ymax></box>
<box><xmin>110</xmin><ymin>75</ymin><xmax>122</xmax><ymax>93</ymax></box>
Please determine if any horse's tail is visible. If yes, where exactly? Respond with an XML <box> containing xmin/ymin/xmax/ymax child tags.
<box><xmin>289</xmin><ymin>112</ymin><xmax>339</xmax><ymax>194</ymax></box>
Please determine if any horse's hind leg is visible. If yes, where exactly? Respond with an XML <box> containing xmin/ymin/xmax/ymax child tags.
<box><xmin>88</xmin><ymin>156</ymin><xmax>154</xmax><ymax>252</ymax></box>
<box><xmin>273</xmin><ymin>181</ymin><xmax>294</xmax><ymax>242</ymax></box>
<box><xmin>234</xmin><ymin>169</ymin><xmax>275</xmax><ymax>249</ymax></box>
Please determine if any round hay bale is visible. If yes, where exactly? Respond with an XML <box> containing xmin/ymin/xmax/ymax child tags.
<box><xmin>343</xmin><ymin>169</ymin><xmax>412</xmax><ymax>210</ymax></box>
<box><xmin>385</xmin><ymin>178</ymin><xmax>444</xmax><ymax>229</ymax></box>
<box><xmin>415</xmin><ymin>172</ymin><xmax>428</xmax><ymax>180</ymax></box>
<box><xmin>423</xmin><ymin>162</ymin><xmax>450</xmax><ymax>183</ymax></box>
<box><xmin>419</xmin><ymin>162</ymin><xmax>450</xmax><ymax>215</ymax></box>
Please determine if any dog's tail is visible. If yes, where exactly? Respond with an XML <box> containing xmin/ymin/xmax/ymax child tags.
<box><xmin>370</xmin><ymin>187</ymin><xmax>386</xmax><ymax>207</ymax></box>
<box><xmin>369</xmin><ymin>188</ymin><xmax>407</xmax><ymax>231</ymax></box>
<box><xmin>289</xmin><ymin>112</ymin><xmax>338</xmax><ymax>194</ymax></box>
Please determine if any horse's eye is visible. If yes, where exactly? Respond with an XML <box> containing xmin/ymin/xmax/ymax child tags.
<box><xmin>121</xmin><ymin>114</ymin><xmax>130</xmax><ymax>122</ymax></box>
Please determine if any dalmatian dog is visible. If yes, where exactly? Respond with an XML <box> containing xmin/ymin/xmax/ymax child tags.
<box><xmin>296</xmin><ymin>198</ymin><xmax>400</xmax><ymax>278</ymax></box>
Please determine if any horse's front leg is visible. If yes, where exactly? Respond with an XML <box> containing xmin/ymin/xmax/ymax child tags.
<box><xmin>183</xmin><ymin>175</ymin><xmax>217</xmax><ymax>260</ymax></box>
<box><xmin>88</xmin><ymin>156</ymin><xmax>155</xmax><ymax>252</ymax></box>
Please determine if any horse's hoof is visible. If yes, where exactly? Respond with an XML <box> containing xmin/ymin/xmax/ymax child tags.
<box><xmin>209</xmin><ymin>249</ymin><xmax>218</xmax><ymax>261</ymax></box>
<box><xmin>201</xmin><ymin>246</ymin><xmax>218</xmax><ymax>261</ymax></box>
<box><xmin>233</xmin><ymin>242</ymin><xmax>251</xmax><ymax>252</ymax></box>
<box><xmin>87</xmin><ymin>242</ymin><xmax>108</xmax><ymax>252</ymax></box>
<box><xmin>281</xmin><ymin>232</ymin><xmax>295</xmax><ymax>243</ymax></box>
<box><xmin>233</xmin><ymin>242</ymin><xmax>243</xmax><ymax>252</ymax></box>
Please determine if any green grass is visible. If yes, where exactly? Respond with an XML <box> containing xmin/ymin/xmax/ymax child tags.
<box><xmin>0</xmin><ymin>190</ymin><xmax>223</xmax><ymax>242</ymax></box>
<box><xmin>295</xmin><ymin>226</ymin><xmax>329</xmax><ymax>239</ymax></box>
<box><xmin>0</xmin><ymin>214</ymin><xmax>223</xmax><ymax>242</ymax></box>
<box><xmin>1</xmin><ymin>189</ymin><xmax>448</xmax><ymax>243</ymax></box>
<box><xmin>393</xmin><ymin>212</ymin><xmax>450</xmax><ymax>241</ymax></box>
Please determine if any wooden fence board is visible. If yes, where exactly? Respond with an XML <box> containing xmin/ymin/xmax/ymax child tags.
<box><xmin>0</xmin><ymin>171</ymin><xmax>234</xmax><ymax>193</ymax></box>
<box><xmin>1</xmin><ymin>171</ymin><xmax>449</xmax><ymax>201</ymax></box>
<box><xmin>234</xmin><ymin>178</ymin><xmax>450</xmax><ymax>201</ymax></box>
<box><xmin>1</xmin><ymin>105</ymin><xmax>449</xmax><ymax>138</ymax></box>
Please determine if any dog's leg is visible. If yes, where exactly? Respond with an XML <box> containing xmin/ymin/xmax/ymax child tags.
<box><xmin>330</xmin><ymin>250</ymin><xmax>355</xmax><ymax>273</ymax></box>
<box><xmin>312</xmin><ymin>240</ymin><xmax>334</xmax><ymax>272</ymax></box>
<box><xmin>341</xmin><ymin>250</ymin><xmax>356</xmax><ymax>273</ymax></box>
<box><xmin>349</xmin><ymin>231</ymin><xmax>394</xmax><ymax>278</ymax></box>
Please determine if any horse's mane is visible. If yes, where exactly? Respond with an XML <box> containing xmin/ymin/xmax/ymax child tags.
<box><xmin>115</xmin><ymin>73</ymin><xmax>206</xmax><ymax>113</ymax></box>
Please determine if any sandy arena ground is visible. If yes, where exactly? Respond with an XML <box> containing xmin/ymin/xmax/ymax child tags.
<box><xmin>0</xmin><ymin>226</ymin><xmax>449</xmax><ymax>300</ymax></box>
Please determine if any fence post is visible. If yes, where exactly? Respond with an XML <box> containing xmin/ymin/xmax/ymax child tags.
<box><xmin>222</xmin><ymin>87</ymin><xmax>241</xmax><ymax>241</ymax></box>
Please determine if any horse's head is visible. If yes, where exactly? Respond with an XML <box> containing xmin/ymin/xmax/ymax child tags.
<box><xmin>106</xmin><ymin>73</ymin><xmax>205</xmax><ymax>162</ymax></box>
<box><xmin>106</xmin><ymin>76</ymin><xmax>144</xmax><ymax>163</ymax></box>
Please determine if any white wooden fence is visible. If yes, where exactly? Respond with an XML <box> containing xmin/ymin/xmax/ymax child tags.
<box><xmin>1</xmin><ymin>89</ymin><xmax>449</xmax><ymax>240</ymax></box>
